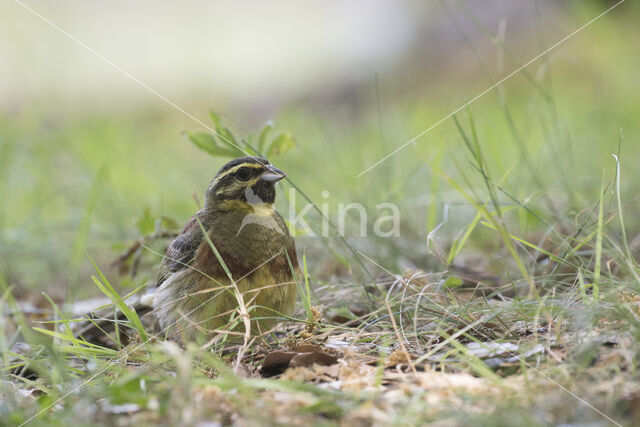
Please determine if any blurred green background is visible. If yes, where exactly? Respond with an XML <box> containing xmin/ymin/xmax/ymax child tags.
<box><xmin>1</xmin><ymin>0</ymin><xmax>638</xmax><ymax>301</ymax></box>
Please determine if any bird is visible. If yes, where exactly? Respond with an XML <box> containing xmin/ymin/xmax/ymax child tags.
<box><xmin>74</xmin><ymin>156</ymin><xmax>298</xmax><ymax>347</ymax></box>
<box><xmin>143</xmin><ymin>156</ymin><xmax>299</xmax><ymax>343</ymax></box>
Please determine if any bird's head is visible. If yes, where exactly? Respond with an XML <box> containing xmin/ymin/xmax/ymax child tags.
<box><xmin>205</xmin><ymin>156</ymin><xmax>286</xmax><ymax>212</ymax></box>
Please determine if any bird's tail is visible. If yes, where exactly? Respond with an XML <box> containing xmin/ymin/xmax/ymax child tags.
<box><xmin>73</xmin><ymin>301</ymin><xmax>157</xmax><ymax>349</ymax></box>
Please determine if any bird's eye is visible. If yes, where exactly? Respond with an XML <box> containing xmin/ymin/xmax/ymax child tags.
<box><xmin>236</xmin><ymin>167</ymin><xmax>252</xmax><ymax>181</ymax></box>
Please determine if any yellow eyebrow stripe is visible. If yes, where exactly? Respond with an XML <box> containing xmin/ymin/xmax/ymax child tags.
<box><xmin>211</xmin><ymin>162</ymin><xmax>264</xmax><ymax>186</ymax></box>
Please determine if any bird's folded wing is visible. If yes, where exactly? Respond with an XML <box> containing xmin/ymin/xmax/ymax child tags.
<box><xmin>154</xmin><ymin>210</ymin><xmax>207</xmax><ymax>287</ymax></box>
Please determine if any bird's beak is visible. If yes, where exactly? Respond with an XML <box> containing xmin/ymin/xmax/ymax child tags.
<box><xmin>260</xmin><ymin>165</ymin><xmax>287</xmax><ymax>183</ymax></box>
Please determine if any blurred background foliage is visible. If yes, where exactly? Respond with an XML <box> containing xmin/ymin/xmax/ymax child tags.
<box><xmin>0</xmin><ymin>0</ymin><xmax>639</xmax><ymax>301</ymax></box>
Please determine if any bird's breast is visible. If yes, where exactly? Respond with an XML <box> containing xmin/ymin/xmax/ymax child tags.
<box><xmin>194</xmin><ymin>210</ymin><xmax>295</xmax><ymax>282</ymax></box>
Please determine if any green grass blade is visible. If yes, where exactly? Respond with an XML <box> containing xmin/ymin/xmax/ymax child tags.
<box><xmin>88</xmin><ymin>256</ymin><xmax>148</xmax><ymax>341</ymax></box>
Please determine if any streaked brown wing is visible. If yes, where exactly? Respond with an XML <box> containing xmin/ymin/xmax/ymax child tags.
<box><xmin>153</xmin><ymin>210</ymin><xmax>206</xmax><ymax>287</ymax></box>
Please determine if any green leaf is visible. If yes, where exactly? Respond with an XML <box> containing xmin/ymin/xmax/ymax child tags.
<box><xmin>188</xmin><ymin>114</ymin><xmax>295</xmax><ymax>159</ymax></box>
<box><xmin>187</xmin><ymin>131</ymin><xmax>240</xmax><ymax>158</ymax></box>
<box><xmin>188</xmin><ymin>131</ymin><xmax>222</xmax><ymax>155</ymax></box>
<box><xmin>209</xmin><ymin>110</ymin><xmax>222</xmax><ymax>129</ymax></box>
<box><xmin>106</xmin><ymin>374</ymin><xmax>151</xmax><ymax>406</ymax></box>
<box><xmin>218</xmin><ymin>126</ymin><xmax>238</xmax><ymax>147</ymax></box>
<box><xmin>257</xmin><ymin>121</ymin><xmax>274</xmax><ymax>153</ymax></box>
<box><xmin>136</xmin><ymin>207</ymin><xmax>155</xmax><ymax>235</ymax></box>
<box><xmin>266</xmin><ymin>131</ymin><xmax>295</xmax><ymax>157</ymax></box>
<box><xmin>444</xmin><ymin>276</ymin><xmax>463</xmax><ymax>289</ymax></box>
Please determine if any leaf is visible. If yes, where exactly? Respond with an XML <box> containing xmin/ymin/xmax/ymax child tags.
<box><xmin>187</xmin><ymin>131</ymin><xmax>241</xmax><ymax>158</ymax></box>
<box><xmin>188</xmin><ymin>114</ymin><xmax>295</xmax><ymax>159</ymax></box>
<box><xmin>257</xmin><ymin>121</ymin><xmax>274</xmax><ymax>154</ymax></box>
<box><xmin>187</xmin><ymin>131</ymin><xmax>225</xmax><ymax>156</ymax></box>
<box><xmin>266</xmin><ymin>131</ymin><xmax>295</xmax><ymax>157</ymax></box>
<box><xmin>444</xmin><ymin>276</ymin><xmax>463</xmax><ymax>289</ymax></box>
<box><xmin>209</xmin><ymin>110</ymin><xmax>222</xmax><ymax>129</ymax></box>
<box><xmin>218</xmin><ymin>126</ymin><xmax>238</xmax><ymax>148</ymax></box>
<box><xmin>261</xmin><ymin>345</ymin><xmax>338</xmax><ymax>377</ymax></box>
<box><xmin>106</xmin><ymin>374</ymin><xmax>150</xmax><ymax>406</ymax></box>
<box><xmin>136</xmin><ymin>207</ymin><xmax>155</xmax><ymax>235</ymax></box>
